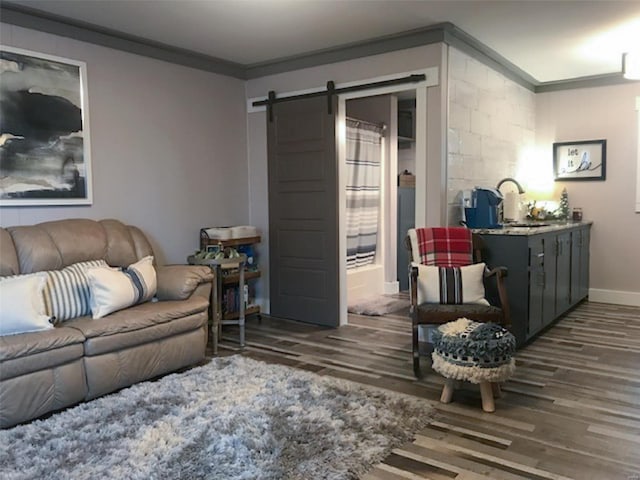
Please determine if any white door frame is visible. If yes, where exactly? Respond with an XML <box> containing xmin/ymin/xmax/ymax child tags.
<box><xmin>337</xmin><ymin>68</ymin><xmax>439</xmax><ymax>325</ymax></box>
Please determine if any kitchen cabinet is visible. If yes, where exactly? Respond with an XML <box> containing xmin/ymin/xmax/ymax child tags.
<box><xmin>476</xmin><ymin>223</ymin><xmax>591</xmax><ymax>346</ymax></box>
<box><xmin>541</xmin><ymin>235</ymin><xmax>557</xmax><ymax>327</ymax></box>
<box><xmin>397</xmin><ymin>186</ymin><xmax>415</xmax><ymax>290</ymax></box>
<box><xmin>555</xmin><ymin>232</ymin><xmax>572</xmax><ymax>315</ymax></box>
<box><xmin>528</xmin><ymin>237</ymin><xmax>544</xmax><ymax>336</ymax></box>
<box><xmin>571</xmin><ymin>227</ymin><xmax>590</xmax><ymax>305</ymax></box>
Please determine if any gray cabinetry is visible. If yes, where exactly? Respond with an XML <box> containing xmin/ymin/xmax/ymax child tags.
<box><xmin>555</xmin><ymin>232</ymin><xmax>572</xmax><ymax>315</ymax></box>
<box><xmin>397</xmin><ymin>186</ymin><xmax>415</xmax><ymax>291</ymax></box>
<box><xmin>528</xmin><ymin>238</ymin><xmax>544</xmax><ymax>336</ymax></box>
<box><xmin>478</xmin><ymin>223</ymin><xmax>591</xmax><ymax>346</ymax></box>
<box><xmin>571</xmin><ymin>227</ymin><xmax>590</xmax><ymax>305</ymax></box>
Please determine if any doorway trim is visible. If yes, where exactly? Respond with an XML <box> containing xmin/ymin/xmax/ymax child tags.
<box><xmin>337</xmin><ymin>68</ymin><xmax>438</xmax><ymax>325</ymax></box>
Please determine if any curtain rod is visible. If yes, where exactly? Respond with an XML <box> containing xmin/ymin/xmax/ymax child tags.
<box><xmin>252</xmin><ymin>73</ymin><xmax>426</xmax><ymax>107</ymax></box>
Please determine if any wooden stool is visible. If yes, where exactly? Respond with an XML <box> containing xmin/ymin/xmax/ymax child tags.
<box><xmin>431</xmin><ymin>318</ymin><xmax>516</xmax><ymax>413</ymax></box>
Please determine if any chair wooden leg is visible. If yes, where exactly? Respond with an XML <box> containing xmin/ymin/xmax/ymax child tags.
<box><xmin>491</xmin><ymin>382</ymin><xmax>502</xmax><ymax>398</ymax></box>
<box><xmin>480</xmin><ymin>382</ymin><xmax>495</xmax><ymax>412</ymax></box>
<box><xmin>412</xmin><ymin>322</ymin><xmax>422</xmax><ymax>378</ymax></box>
<box><xmin>440</xmin><ymin>378</ymin><xmax>455</xmax><ymax>403</ymax></box>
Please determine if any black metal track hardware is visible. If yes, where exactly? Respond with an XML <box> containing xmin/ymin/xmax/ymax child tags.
<box><xmin>326</xmin><ymin>81</ymin><xmax>336</xmax><ymax>115</ymax></box>
<box><xmin>253</xmin><ymin>73</ymin><xmax>426</xmax><ymax>110</ymax></box>
<box><xmin>267</xmin><ymin>90</ymin><xmax>276</xmax><ymax>122</ymax></box>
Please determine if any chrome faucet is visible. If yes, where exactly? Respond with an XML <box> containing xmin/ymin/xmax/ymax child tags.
<box><xmin>496</xmin><ymin>177</ymin><xmax>525</xmax><ymax>194</ymax></box>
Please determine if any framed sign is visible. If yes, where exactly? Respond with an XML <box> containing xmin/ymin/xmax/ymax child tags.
<box><xmin>0</xmin><ymin>46</ymin><xmax>92</xmax><ymax>206</ymax></box>
<box><xmin>553</xmin><ymin>139</ymin><xmax>606</xmax><ymax>181</ymax></box>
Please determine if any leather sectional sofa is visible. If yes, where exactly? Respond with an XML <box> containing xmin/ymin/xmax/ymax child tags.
<box><xmin>0</xmin><ymin>218</ymin><xmax>213</xmax><ymax>428</ymax></box>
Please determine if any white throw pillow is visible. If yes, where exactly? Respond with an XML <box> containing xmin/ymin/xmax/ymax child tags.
<box><xmin>0</xmin><ymin>273</ymin><xmax>53</xmax><ymax>336</ymax></box>
<box><xmin>414</xmin><ymin>262</ymin><xmax>489</xmax><ymax>306</ymax></box>
<box><xmin>87</xmin><ymin>256</ymin><xmax>157</xmax><ymax>319</ymax></box>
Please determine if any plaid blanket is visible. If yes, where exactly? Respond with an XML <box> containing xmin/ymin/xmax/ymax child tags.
<box><xmin>413</xmin><ymin>227</ymin><xmax>473</xmax><ymax>267</ymax></box>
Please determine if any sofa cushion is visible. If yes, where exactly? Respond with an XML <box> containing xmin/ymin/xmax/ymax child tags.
<box><xmin>0</xmin><ymin>327</ymin><xmax>84</xmax><ymax>380</ymax></box>
<box><xmin>65</xmin><ymin>297</ymin><xmax>209</xmax><ymax>356</ymax></box>
<box><xmin>0</xmin><ymin>326</ymin><xmax>85</xmax><ymax>363</ymax></box>
<box><xmin>0</xmin><ymin>228</ymin><xmax>19</xmax><ymax>276</ymax></box>
<box><xmin>5</xmin><ymin>219</ymin><xmax>157</xmax><ymax>275</ymax></box>
<box><xmin>0</xmin><ymin>343</ymin><xmax>85</xmax><ymax>381</ymax></box>
<box><xmin>8</xmin><ymin>219</ymin><xmax>108</xmax><ymax>274</ymax></box>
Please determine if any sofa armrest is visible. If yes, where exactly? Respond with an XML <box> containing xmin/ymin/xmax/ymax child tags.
<box><xmin>156</xmin><ymin>265</ymin><xmax>214</xmax><ymax>301</ymax></box>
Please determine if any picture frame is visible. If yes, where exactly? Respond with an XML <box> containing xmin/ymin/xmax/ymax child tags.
<box><xmin>0</xmin><ymin>45</ymin><xmax>92</xmax><ymax>206</ymax></box>
<box><xmin>553</xmin><ymin>139</ymin><xmax>606</xmax><ymax>181</ymax></box>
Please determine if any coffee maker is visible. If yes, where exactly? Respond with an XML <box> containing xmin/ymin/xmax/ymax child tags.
<box><xmin>464</xmin><ymin>187</ymin><xmax>503</xmax><ymax>229</ymax></box>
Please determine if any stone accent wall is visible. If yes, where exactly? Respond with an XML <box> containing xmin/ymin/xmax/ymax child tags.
<box><xmin>447</xmin><ymin>47</ymin><xmax>536</xmax><ymax>225</ymax></box>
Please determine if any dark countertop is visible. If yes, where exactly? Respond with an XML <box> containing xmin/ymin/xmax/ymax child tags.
<box><xmin>471</xmin><ymin>221</ymin><xmax>593</xmax><ymax>236</ymax></box>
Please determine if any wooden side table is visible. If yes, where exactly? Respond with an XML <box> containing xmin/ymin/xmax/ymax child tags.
<box><xmin>187</xmin><ymin>255</ymin><xmax>246</xmax><ymax>355</ymax></box>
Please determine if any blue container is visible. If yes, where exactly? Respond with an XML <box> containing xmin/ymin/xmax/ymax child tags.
<box><xmin>467</xmin><ymin>188</ymin><xmax>503</xmax><ymax>228</ymax></box>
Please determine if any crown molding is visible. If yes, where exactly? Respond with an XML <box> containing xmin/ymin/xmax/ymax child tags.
<box><xmin>535</xmin><ymin>72</ymin><xmax>639</xmax><ymax>93</ymax></box>
<box><xmin>1</xmin><ymin>2</ymin><xmax>633</xmax><ymax>92</ymax></box>
<box><xmin>243</xmin><ymin>23</ymin><xmax>448</xmax><ymax>79</ymax></box>
<box><xmin>0</xmin><ymin>2</ymin><xmax>246</xmax><ymax>78</ymax></box>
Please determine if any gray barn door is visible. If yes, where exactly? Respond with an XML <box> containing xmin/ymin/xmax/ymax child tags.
<box><xmin>267</xmin><ymin>95</ymin><xmax>339</xmax><ymax>326</ymax></box>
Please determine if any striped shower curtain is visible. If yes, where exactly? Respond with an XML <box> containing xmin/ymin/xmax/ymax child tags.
<box><xmin>346</xmin><ymin>118</ymin><xmax>383</xmax><ymax>269</ymax></box>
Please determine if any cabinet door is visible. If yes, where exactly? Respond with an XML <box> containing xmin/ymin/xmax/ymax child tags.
<box><xmin>542</xmin><ymin>235</ymin><xmax>557</xmax><ymax>327</ymax></box>
<box><xmin>397</xmin><ymin>187</ymin><xmax>415</xmax><ymax>291</ymax></box>
<box><xmin>556</xmin><ymin>232</ymin><xmax>572</xmax><ymax>314</ymax></box>
<box><xmin>528</xmin><ymin>238</ymin><xmax>545</xmax><ymax>338</ymax></box>
<box><xmin>570</xmin><ymin>229</ymin><xmax>581</xmax><ymax>306</ymax></box>
<box><xmin>579</xmin><ymin>227</ymin><xmax>590</xmax><ymax>300</ymax></box>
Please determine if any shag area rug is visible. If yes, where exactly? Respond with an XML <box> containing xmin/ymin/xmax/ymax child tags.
<box><xmin>348</xmin><ymin>294</ymin><xmax>410</xmax><ymax>316</ymax></box>
<box><xmin>0</xmin><ymin>356</ymin><xmax>433</xmax><ymax>480</ymax></box>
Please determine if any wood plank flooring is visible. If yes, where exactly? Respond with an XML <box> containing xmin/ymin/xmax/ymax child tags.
<box><xmin>213</xmin><ymin>301</ymin><xmax>640</xmax><ymax>480</ymax></box>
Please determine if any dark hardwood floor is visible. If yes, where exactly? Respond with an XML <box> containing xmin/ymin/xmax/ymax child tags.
<box><xmin>213</xmin><ymin>300</ymin><xmax>640</xmax><ymax>480</ymax></box>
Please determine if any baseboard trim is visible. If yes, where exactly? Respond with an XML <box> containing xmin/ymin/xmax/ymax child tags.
<box><xmin>384</xmin><ymin>281</ymin><xmax>400</xmax><ymax>295</ymax></box>
<box><xmin>588</xmin><ymin>288</ymin><xmax>640</xmax><ymax>307</ymax></box>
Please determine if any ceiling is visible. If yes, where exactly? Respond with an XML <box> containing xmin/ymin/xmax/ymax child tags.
<box><xmin>5</xmin><ymin>0</ymin><xmax>640</xmax><ymax>83</ymax></box>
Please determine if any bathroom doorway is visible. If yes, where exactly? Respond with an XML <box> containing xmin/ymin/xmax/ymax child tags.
<box><xmin>340</xmin><ymin>88</ymin><xmax>419</xmax><ymax>321</ymax></box>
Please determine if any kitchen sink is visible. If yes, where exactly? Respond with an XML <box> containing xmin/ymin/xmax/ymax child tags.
<box><xmin>506</xmin><ymin>222</ymin><xmax>551</xmax><ymax>228</ymax></box>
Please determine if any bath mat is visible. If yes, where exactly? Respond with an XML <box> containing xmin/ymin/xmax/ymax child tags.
<box><xmin>348</xmin><ymin>294</ymin><xmax>410</xmax><ymax>316</ymax></box>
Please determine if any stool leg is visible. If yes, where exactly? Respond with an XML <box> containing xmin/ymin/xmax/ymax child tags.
<box><xmin>491</xmin><ymin>382</ymin><xmax>502</xmax><ymax>398</ymax></box>
<box><xmin>480</xmin><ymin>382</ymin><xmax>495</xmax><ymax>412</ymax></box>
<box><xmin>440</xmin><ymin>378</ymin><xmax>455</xmax><ymax>404</ymax></box>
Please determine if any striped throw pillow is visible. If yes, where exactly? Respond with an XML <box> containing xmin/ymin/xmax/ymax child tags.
<box><xmin>43</xmin><ymin>260</ymin><xmax>109</xmax><ymax>322</ymax></box>
<box><xmin>415</xmin><ymin>262</ymin><xmax>489</xmax><ymax>306</ymax></box>
<box><xmin>86</xmin><ymin>256</ymin><xmax>157</xmax><ymax>319</ymax></box>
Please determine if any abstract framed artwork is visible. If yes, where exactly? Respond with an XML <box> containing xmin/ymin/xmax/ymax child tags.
<box><xmin>0</xmin><ymin>45</ymin><xmax>92</xmax><ymax>206</ymax></box>
<box><xmin>553</xmin><ymin>139</ymin><xmax>606</xmax><ymax>181</ymax></box>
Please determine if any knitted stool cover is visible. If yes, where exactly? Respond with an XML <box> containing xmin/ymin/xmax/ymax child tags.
<box><xmin>431</xmin><ymin>318</ymin><xmax>516</xmax><ymax>384</ymax></box>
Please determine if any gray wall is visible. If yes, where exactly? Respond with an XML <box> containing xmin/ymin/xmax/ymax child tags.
<box><xmin>0</xmin><ymin>23</ymin><xmax>249</xmax><ymax>264</ymax></box>
<box><xmin>536</xmin><ymin>82</ymin><xmax>640</xmax><ymax>304</ymax></box>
